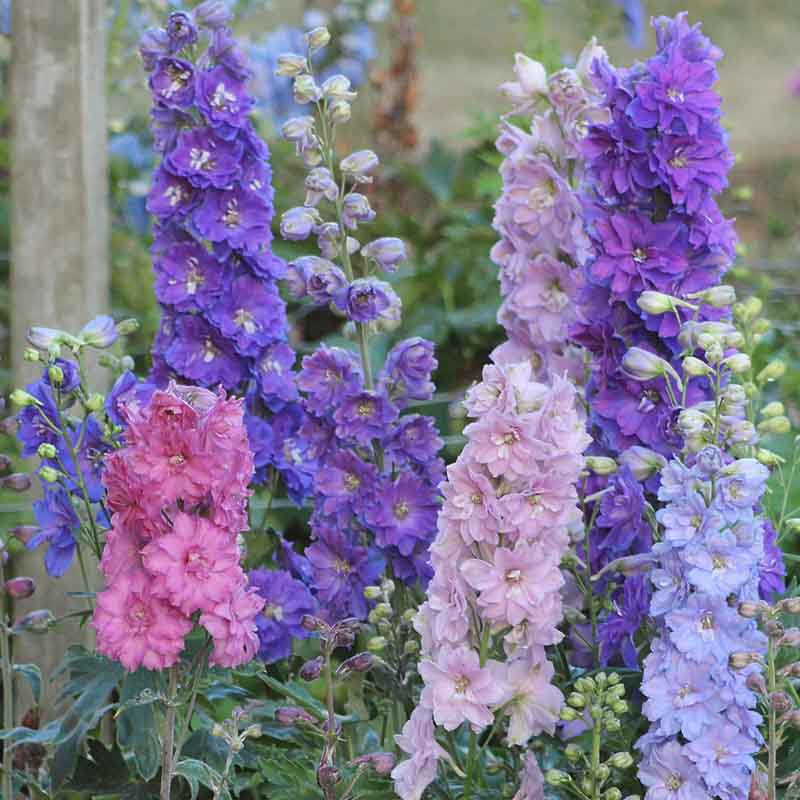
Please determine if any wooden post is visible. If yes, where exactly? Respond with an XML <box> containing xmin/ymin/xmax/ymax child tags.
<box><xmin>9</xmin><ymin>0</ymin><xmax>108</xmax><ymax>718</ymax></box>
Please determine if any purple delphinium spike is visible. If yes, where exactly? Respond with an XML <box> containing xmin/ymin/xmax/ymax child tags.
<box><xmin>141</xmin><ymin>12</ymin><xmax>310</xmax><ymax>498</ymax></box>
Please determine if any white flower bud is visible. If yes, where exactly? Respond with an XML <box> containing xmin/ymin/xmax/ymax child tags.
<box><xmin>619</xmin><ymin>446</ymin><xmax>667</xmax><ymax>481</ymax></box>
<box><xmin>682</xmin><ymin>356</ymin><xmax>711</xmax><ymax>376</ymax></box>
<box><xmin>585</xmin><ymin>456</ymin><xmax>618</xmax><ymax>475</ymax></box>
<box><xmin>622</xmin><ymin>347</ymin><xmax>680</xmax><ymax>384</ymax></box>
<box><xmin>322</xmin><ymin>74</ymin><xmax>357</xmax><ymax>101</ymax></box>
<box><xmin>293</xmin><ymin>74</ymin><xmax>323</xmax><ymax>104</ymax></box>
<box><xmin>688</xmin><ymin>284</ymin><xmax>736</xmax><ymax>308</ymax></box>
<box><xmin>761</xmin><ymin>401</ymin><xmax>785</xmax><ymax>418</ymax></box>
<box><xmin>757</xmin><ymin>361</ymin><xmax>786</xmax><ymax>384</ymax></box>
<box><xmin>304</xmin><ymin>26</ymin><xmax>331</xmax><ymax>53</ymax></box>
<box><xmin>340</xmin><ymin>150</ymin><xmax>379</xmax><ymax>181</ymax></box>
<box><xmin>723</xmin><ymin>353</ymin><xmax>751</xmax><ymax>374</ymax></box>
<box><xmin>678</xmin><ymin>408</ymin><xmax>708</xmax><ymax>436</ymax></box>
<box><xmin>637</xmin><ymin>291</ymin><xmax>676</xmax><ymax>315</ymax></box>
<box><xmin>275</xmin><ymin>53</ymin><xmax>308</xmax><ymax>77</ymax></box>
<box><xmin>513</xmin><ymin>53</ymin><xmax>548</xmax><ymax>96</ymax></box>
<box><xmin>328</xmin><ymin>99</ymin><xmax>352</xmax><ymax>125</ymax></box>
<box><xmin>758</xmin><ymin>416</ymin><xmax>791</xmax><ymax>436</ymax></box>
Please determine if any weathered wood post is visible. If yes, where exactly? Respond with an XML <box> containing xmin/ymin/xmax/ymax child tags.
<box><xmin>9</xmin><ymin>0</ymin><xmax>109</xmax><ymax>718</ymax></box>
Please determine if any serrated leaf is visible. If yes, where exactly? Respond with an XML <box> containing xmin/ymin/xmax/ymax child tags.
<box><xmin>117</xmin><ymin>669</ymin><xmax>162</xmax><ymax>781</ymax></box>
<box><xmin>13</xmin><ymin>663</ymin><xmax>41</xmax><ymax>703</ymax></box>
<box><xmin>174</xmin><ymin>757</ymin><xmax>229</xmax><ymax>800</ymax></box>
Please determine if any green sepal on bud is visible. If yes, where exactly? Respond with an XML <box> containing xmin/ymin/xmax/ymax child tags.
<box><xmin>48</xmin><ymin>365</ymin><xmax>65</xmax><ymax>386</ymax></box>
<box><xmin>757</xmin><ymin>361</ymin><xmax>786</xmax><ymax>384</ymax></box>
<box><xmin>565</xmin><ymin>743</ymin><xmax>582</xmax><ymax>762</ymax></box>
<box><xmin>757</xmin><ymin>416</ymin><xmax>790</xmax><ymax>436</ymax></box>
<box><xmin>610</xmin><ymin>700</ymin><xmax>628</xmax><ymax>715</ymax></box>
<box><xmin>363</xmin><ymin>585</ymin><xmax>382</xmax><ymax>601</ymax></box>
<box><xmin>595</xmin><ymin>764</ymin><xmax>610</xmax><ymax>783</ymax></box>
<box><xmin>559</xmin><ymin>706</ymin><xmax>579</xmax><ymax>721</ymax></box>
<box><xmin>39</xmin><ymin>466</ymin><xmax>60</xmax><ymax>483</ymax></box>
<box><xmin>567</xmin><ymin>692</ymin><xmax>586</xmax><ymax>708</ymax></box>
<box><xmin>723</xmin><ymin>353</ymin><xmax>751</xmax><ymax>374</ymax></box>
<box><xmin>37</xmin><ymin>443</ymin><xmax>57</xmax><ymax>460</ymax></box>
<box><xmin>608</xmin><ymin>752</ymin><xmax>634</xmax><ymax>769</ymax></box>
<box><xmin>756</xmin><ymin>449</ymin><xmax>784</xmax><ymax>468</ymax></box>
<box><xmin>10</xmin><ymin>389</ymin><xmax>41</xmax><ymax>408</ymax></box>
<box><xmin>366</xmin><ymin>636</ymin><xmax>387</xmax><ymax>653</ymax></box>
<box><xmin>682</xmin><ymin>356</ymin><xmax>711</xmax><ymax>377</ymax></box>
<box><xmin>23</xmin><ymin>348</ymin><xmax>40</xmax><ymax>363</ymax></box>
<box><xmin>636</xmin><ymin>291</ymin><xmax>677</xmax><ymax>315</ymax></box>
<box><xmin>115</xmin><ymin>318</ymin><xmax>140</xmax><ymax>336</ymax></box>
<box><xmin>85</xmin><ymin>393</ymin><xmax>105</xmax><ymax>413</ymax></box>
<box><xmin>402</xmin><ymin>608</ymin><xmax>417</xmax><ymax>623</ymax></box>
<box><xmin>545</xmin><ymin>770</ymin><xmax>570</xmax><ymax>787</ymax></box>
<box><xmin>585</xmin><ymin>456</ymin><xmax>617</xmax><ymax>476</ymax></box>
<box><xmin>604</xmin><ymin>789</ymin><xmax>623</xmax><ymax>800</ymax></box>
<box><xmin>761</xmin><ymin>401</ymin><xmax>785</xmax><ymax>419</ymax></box>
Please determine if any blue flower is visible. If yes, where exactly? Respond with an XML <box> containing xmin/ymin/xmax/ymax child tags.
<box><xmin>30</xmin><ymin>490</ymin><xmax>80</xmax><ymax>577</ymax></box>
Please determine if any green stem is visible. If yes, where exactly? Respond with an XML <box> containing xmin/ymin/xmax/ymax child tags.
<box><xmin>212</xmin><ymin>747</ymin><xmax>235</xmax><ymax>800</ymax></box>
<box><xmin>172</xmin><ymin>643</ymin><xmax>210</xmax><ymax>766</ymax></box>
<box><xmin>160</xmin><ymin>668</ymin><xmax>179</xmax><ymax>800</ymax></box>
<box><xmin>767</xmin><ymin>637</ymin><xmax>777</xmax><ymax>800</ymax></box>
<box><xmin>1</xmin><ymin>559</ymin><xmax>15</xmax><ymax>800</ymax></box>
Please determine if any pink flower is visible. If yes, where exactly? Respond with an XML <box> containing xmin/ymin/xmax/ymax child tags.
<box><xmin>418</xmin><ymin>645</ymin><xmax>510</xmax><ymax>731</ymax></box>
<box><xmin>463</xmin><ymin>364</ymin><xmax>515</xmax><ymax>417</ymax></box>
<box><xmin>100</xmin><ymin>522</ymin><xmax>145</xmax><ymax>581</ymax></box>
<box><xmin>503</xmin><ymin>656</ymin><xmax>564</xmax><ymax>745</ymax></box>
<box><xmin>439</xmin><ymin>462</ymin><xmax>501</xmax><ymax>545</ymax></box>
<box><xmin>201</xmin><ymin>584</ymin><xmax>265</xmax><ymax>668</ymax></box>
<box><xmin>497</xmin><ymin>477</ymin><xmax>580</xmax><ymax>545</ymax></box>
<box><xmin>392</xmin><ymin>707</ymin><xmax>450</xmax><ymax>800</ymax></box>
<box><xmin>463</xmin><ymin>412</ymin><xmax>537</xmax><ymax>481</ymax></box>
<box><xmin>92</xmin><ymin>569</ymin><xmax>193</xmax><ymax>671</ymax></box>
<box><xmin>142</xmin><ymin>512</ymin><xmax>245</xmax><ymax>615</ymax></box>
<box><xmin>424</xmin><ymin>562</ymin><xmax>472</xmax><ymax>648</ymax></box>
<box><xmin>514</xmin><ymin>751</ymin><xmax>546</xmax><ymax>800</ymax></box>
<box><xmin>460</xmin><ymin>543</ymin><xmax>563</xmax><ymax>626</ymax></box>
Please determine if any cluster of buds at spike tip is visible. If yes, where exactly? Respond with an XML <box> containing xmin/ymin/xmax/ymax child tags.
<box><xmin>211</xmin><ymin>707</ymin><xmax>262</xmax><ymax>755</ymax></box>
<box><xmin>300</xmin><ymin>615</ymin><xmax>363</xmax><ymax>656</ymax></box>
<box><xmin>555</xmin><ymin>673</ymin><xmax>634</xmax><ymax>797</ymax></box>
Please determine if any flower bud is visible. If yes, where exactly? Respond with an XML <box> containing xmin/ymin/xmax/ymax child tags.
<box><xmin>340</xmin><ymin>150</ymin><xmax>379</xmax><ymax>181</ymax></box>
<box><xmin>753</xmin><ymin>318</ymin><xmax>770</xmax><ymax>335</ymax></box>
<box><xmin>756</xmin><ymin>448</ymin><xmax>784</xmax><ymax>467</ymax></box>
<box><xmin>694</xmin><ymin>284</ymin><xmax>736</xmax><ymax>308</ymax></box>
<box><xmin>37</xmin><ymin>443</ymin><xmax>57</xmax><ymax>460</ymax></box>
<box><xmin>605</xmin><ymin>790</ymin><xmax>623</xmax><ymax>800</ymax></box>
<box><xmin>350</xmin><ymin>752</ymin><xmax>396</xmax><ymax>776</ymax></box>
<box><xmin>786</xmin><ymin>519</ymin><xmax>800</xmax><ymax>535</ymax></box>
<box><xmin>367</xmin><ymin>636</ymin><xmax>386</xmax><ymax>652</ymax></box>
<box><xmin>363</xmin><ymin>585</ymin><xmax>382</xmax><ymax>601</ymax></box>
<box><xmin>764</xmin><ymin>620</ymin><xmax>784</xmax><ymax>638</ymax></box>
<box><xmin>746</xmin><ymin>672</ymin><xmax>767</xmax><ymax>694</ymax></box>
<box><xmin>723</xmin><ymin>353</ymin><xmax>751</xmax><ymax>374</ymax></box>
<box><xmin>305</xmin><ymin>26</ymin><xmax>331</xmax><ymax>53</ymax></box>
<box><xmin>724</xmin><ymin>331</ymin><xmax>745</xmax><ymax>349</ymax></box>
<box><xmin>85</xmin><ymin>393</ymin><xmax>105</xmax><ymax>412</ymax></box>
<box><xmin>80</xmin><ymin>315</ymin><xmax>118</xmax><ymax>349</ymax></box>
<box><xmin>610</xmin><ymin>700</ymin><xmax>628</xmax><ymax>715</ymax></box>
<box><xmin>565</xmin><ymin>744</ymin><xmax>582</xmax><ymax>762</ymax></box>
<box><xmin>757</xmin><ymin>416</ymin><xmax>790</xmax><ymax>436</ymax></box>
<box><xmin>574</xmin><ymin>676</ymin><xmax>595</xmax><ymax>693</ymax></box>
<box><xmin>38</xmin><ymin>467</ymin><xmax>59</xmax><ymax>484</ymax></box>
<box><xmin>2</xmin><ymin>472</ymin><xmax>32</xmax><ymax>491</ymax></box>
<box><xmin>47</xmin><ymin>364</ymin><xmax>65</xmax><ymax>387</ymax></box>
<box><xmin>380</xmin><ymin>579</ymin><xmax>395</xmax><ymax>597</ymax></box>
<box><xmin>604</xmin><ymin>717</ymin><xmax>621</xmax><ymax>732</ymax></box>
<box><xmin>513</xmin><ymin>53</ymin><xmax>548</xmax><ymax>95</ymax></box>
<box><xmin>677</xmin><ymin>408</ymin><xmax>707</xmax><ymax>436</ymax></box>
<box><xmin>243</xmin><ymin>724</ymin><xmax>262</xmax><ymax>740</ymax></box>
<box><xmin>402</xmin><ymin>608</ymin><xmax>416</xmax><ymax>623</ymax></box>
<box><xmin>729</xmin><ymin>652</ymin><xmax>761</xmax><ymax>669</ymax></box>
<box><xmin>13</xmin><ymin>608</ymin><xmax>55</xmax><ymax>633</ymax></box>
<box><xmin>682</xmin><ymin>356</ymin><xmax>711</xmax><ymax>376</ymax></box>
<box><xmin>275</xmin><ymin>706</ymin><xmax>315</xmax><ymax>726</ymax></box>
<box><xmin>567</xmin><ymin>692</ymin><xmax>586</xmax><ymax>708</ymax></box>
<box><xmin>325</xmin><ymin>99</ymin><xmax>351</xmax><ymax>125</ymax></box>
<box><xmin>782</xmin><ymin>709</ymin><xmax>800</xmax><ymax>730</ymax></box>
<box><xmin>637</xmin><ymin>291</ymin><xmax>676</xmax><ymax>315</ymax></box>
<box><xmin>738</xmin><ymin>601</ymin><xmax>767</xmax><ymax>619</ymax></box>
<box><xmin>585</xmin><ymin>456</ymin><xmax>617</xmax><ymax>475</ymax></box>
<box><xmin>280</xmin><ymin>206</ymin><xmax>320</xmax><ymax>241</ymax></box>
<box><xmin>282</xmin><ymin>115</ymin><xmax>315</xmax><ymax>143</ymax></box>
<box><xmin>322</xmin><ymin>74</ymin><xmax>357</xmax><ymax>102</ymax></box>
<box><xmin>115</xmin><ymin>318</ymin><xmax>140</xmax><ymax>336</ymax></box>
<box><xmin>299</xmin><ymin>656</ymin><xmax>324</xmax><ymax>682</ymax></box>
<box><xmin>545</xmin><ymin>770</ymin><xmax>570</xmax><ymax>787</ymax></box>
<box><xmin>373</xmin><ymin>602</ymin><xmax>392</xmax><ymax>619</ymax></box>
<box><xmin>403</xmin><ymin>640</ymin><xmax>419</xmax><ymax>656</ymax></box>
<box><xmin>779</xmin><ymin>597</ymin><xmax>800</xmax><ymax>614</ymax></box>
<box><xmin>10</xmin><ymin>389</ymin><xmax>40</xmax><ymax>408</ymax></box>
<box><xmin>559</xmin><ymin>706</ymin><xmax>579</xmax><ymax>721</ymax></box>
<box><xmin>757</xmin><ymin>361</ymin><xmax>786</xmax><ymax>384</ymax></box>
<box><xmin>337</xmin><ymin>652</ymin><xmax>375</xmax><ymax>676</ymax></box>
<box><xmin>317</xmin><ymin>764</ymin><xmax>341</xmax><ymax>790</ymax></box>
<box><xmin>622</xmin><ymin>347</ymin><xmax>679</xmax><ymax>383</ymax></box>
<box><xmin>8</xmin><ymin>525</ymin><xmax>37</xmax><ymax>545</ymax></box>
<box><xmin>704</xmin><ymin>341</ymin><xmax>723</xmax><ymax>364</ymax></box>
<box><xmin>780</xmin><ymin>628</ymin><xmax>800</xmax><ymax>648</ymax></box>
<box><xmin>27</xmin><ymin>326</ymin><xmax>64</xmax><ymax>350</ymax></box>
<box><xmin>770</xmin><ymin>692</ymin><xmax>792</xmax><ymax>714</ymax></box>
<box><xmin>301</xmin><ymin>614</ymin><xmax>327</xmax><ymax>632</ymax></box>
<box><xmin>362</xmin><ymin>237</ymin><xmax>407</xmax><ymax>272</ymax></box>
<box><xmin>3</xmin><ymin>577</ymin><xmax>35</xmax><ymax>599</ymax></box>
<box><xmin>581</xmin><ymin>778</ymin><xmax>595</xmax><ymax>795</ymax></box>
<box><xmin>23</xmin><ymin>348</ymin><xmax>40</xmax><ymax>363</ymax></box>
<box><xmin>619</xmin><ymin>446</ymin><xmax>666</xmax><ymax>481</ymax></box>
<box><xmin>293</xmin><ymin>74</ymin><xmax>323</xmax><ymax>104</ymax></box>
<box><xmin>761</xmin><ymin>401</ymin><xmax>785</xmax><ymax>419</ymax></box>
<box><xmin>275</xmin><ymin>53</ymin><xmax>308</xmax><ymax>77</ymax></box>
<box><xmin>596</xmin><ymin>764</ymin><xmax>611</xmax><ymax>782</ymax></box>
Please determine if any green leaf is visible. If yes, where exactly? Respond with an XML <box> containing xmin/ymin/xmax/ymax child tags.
<box><xmin>63</xmin><ymin>739</ymin><xmax>131</xmax><ymax>793</ymax></box>
<box><xmin>117</xmin><ymin>669</ymin><xmax>162</xmax><ymax>781</ymax></box>
<box><xmin>174</xmin><ymin>757</ymin><xmax>230</xmax><ymax>800</ymax></box>
<box><xmin>12</xmin><ymin>663</ymin><xmax>41</xmax><ymax>703</ymax></box>
<box><xmin>422</xmin><ymin>140</ymin><xmax>458</xmax><ymax>203</ymax></box>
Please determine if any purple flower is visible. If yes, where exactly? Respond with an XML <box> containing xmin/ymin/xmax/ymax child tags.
<box><xmin>758</xmin><ymin>520</ymin><xmax>785</xmax><ymax>601</ymax></box>
<box><xmin>149</xmin><ymin>57</ymin><xmax>196</xmax><ymax>109</ymax></box>
<box><xmin>367</xmin><ymin>473</ymin><xmax>440</xmax><ymax>556</ymax></box>
<box><xmin>166</xmin><ymin>127</ymin><xmax>243</xmax><ymax>188</ymax></box>
<box><xmin>684</xmin><ymin>723</ymin><xmax>755</xmax><ymax>797</ymax></box>
<box><xmin>166</xmin><ymin>11</ymin><xmax>198</xmax><ymax>50</ymax></box>
<box><xmin>140</xmin><ymin>28</ymin><xmax>172</xmax><ymax>71</ymax></box>
<box><xmin>381</xmin><ymin>337</ymin><xmax>437</xmax><ymax>408</ymax></box>
<box><xmin>194</xmin><ymin>1</ymin><xmax>233</xmax><ymax>31</ymax></box>
<box><xmin>336</xmin><ymin>278</ymin><xmax>394</xmax><ymax>323</ymax></box>
<box><xmin>153</xmin><ymin>241</ymin><xmax>225</xmax><ymax>311</ymax></box>
<box><xmin>629</xmin><ymin>48</ymin><xmax>721</xmax><ymax>135</ymax></box>
<box><xmin>252</xmin><ymin>343</ymin><xmax>298</xmax><ymax>407</ymax></box>
<box><xmin>306</xmin><ymin>528</ymin><xmax>385</xmax><ymax>620</ymax></box>
<box><xmin>208</xmin><ymin>272</ymin><xmax>286</xmax><ymax>356</ymax></box>
<box><xmin>30</xmin><ymin>490</ymin><xmax>80</xmax><ymax>577</ymax></box>
<box><xmin>314</xmin><ymin>451</ymin><xmax>378</xmax><ymax>518</ymax></box>
<box><xmin>297</xmin><ymin>347</ymin><xmax>362</xmax><ymax>415</ymax></box>
<box><xmin>385</xmin><ymin>414</ymin><xmax>443</xmax><ymax>467</ymax></box>
<box><xmin>56</xmin><ymin>416</ymin><xmax>108</xmax><ymax>502</ymax></box>
<box><xmin>16</xmin><ymin>381</ymin><xmax>60</xmax><ymax>458</ymax></box>
<box><xmin>164</xmin><ymin>314</ymin><xmax>246</xmax><ymax>388</ymax></box>
<box><xmin>333</xmin><ymin>390</ymin><xmax>398</xmax><ymax>445</ymax></box>
<box><xmin>249</xmin><ymin>568</ymin><xmax>317</xmax><ymax>663</ymax></box>
<box><xmin>598</xmin><ymin>574</ymin><xmax>650</xmax><ymax>668</ymax></box>
<box><xmin>193</xmin><ymin>186</ymin><xmax>271</xmax><ymax>253</ymax></box>
<box><xmin>594</xmin><ymin>465</ymin><xmax>650</xmax><ymax>558</ymax></box>
<box><xmin>588</xmin><ymin>210</ymin><xmax>688</xmax><ymax>300</ymax></box>
<box><xmin>44</xmin><ymin>358</ymin><xmax>81</xmax><ymax>394</ymax></box>
<box><xmin>196</xmin><ymin>65</ymin><xmax>254</xmax><ymax>129</ymax></box>
<box><xmin>147</xmin><ymin>167</ymin><xmax>197</xmax><ymax>219</ymax></box>
<box><xmin>639</xmin><ymin>741</ymin><xmax>706</xmax><ymax>800</ymax></box>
